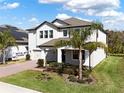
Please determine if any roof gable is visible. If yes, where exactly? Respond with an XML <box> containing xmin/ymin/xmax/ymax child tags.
<box><xmin>52</xmin><ymin>19</ymin><xmax>70</xmax><ymax>25</ymax></box>
<box><xmin>27</xmin><ymin>21</ymin><xmax>58</xmax><ymax>31</ymax></box>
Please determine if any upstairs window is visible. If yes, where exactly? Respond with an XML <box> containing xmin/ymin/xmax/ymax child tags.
<box><xmin>44</xmin><ymin>30</ymin><xmax>48</xmax><ymax>38</ymax></box>
<box><xmin>49</xmin><ymin>30</ymin><xmax>53</xmax><ymax>38</ymax></box>
<box><xmin>40</xmin><ymin>31</ymin><xmax>43</xmax><ymax>38</ymax></box>
<box><xmin>63</xmin><ymin>30</ymin><xmax>67</xmax><ymax>37</ymax></box>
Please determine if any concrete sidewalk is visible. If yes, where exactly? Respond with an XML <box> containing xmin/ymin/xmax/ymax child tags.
<box><xmin>0</xmin><ymin>82</ymin><xmax>41</xmax><ymax>93</ymax></box>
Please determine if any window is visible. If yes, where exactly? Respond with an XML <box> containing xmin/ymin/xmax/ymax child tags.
<box><xmin>44</xmin><ymin>30</ymin><xmax>48</xmax><ymax>38</ymax></box>
<box><xmin>72</xmin><ymin>50</ymin><xmax>85</xmax><ymax>60</ymax></box>
<box><xmin>40</xmin><ymin>31</ymin><xmax>43</xmax><ymax>38</ymax></box>
<box><xmin>49</xmin><ymin>30</ymin><xmax>53</xmax><ymax>38</ymax></box>
<box><xmin>63</xmin><ymin>30</ymin><xmax>67</xmax><ymax>36</ymax></box>
<box><xmin>73</xmin><ymin>50</ymin><xmax>79</xmax><ymax>59</ymax></box>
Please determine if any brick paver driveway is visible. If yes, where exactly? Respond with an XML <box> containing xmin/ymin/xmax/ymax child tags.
<box><xmin>0</xmin><ymin>60</ymin><xmax>37</xmax><ymax>77</ymax></box>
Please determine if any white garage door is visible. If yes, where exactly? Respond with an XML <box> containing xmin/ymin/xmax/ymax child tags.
<box><xmin>33</xmin><ymin>50</ymin><xmax>42</xmax><ymax>60</ymax></box>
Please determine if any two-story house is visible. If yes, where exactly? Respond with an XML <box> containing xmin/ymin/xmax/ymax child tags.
<box><xmin>27</xmin><ymin>17</ymin><xmax>107</xmax><ymax>67</ymax></box>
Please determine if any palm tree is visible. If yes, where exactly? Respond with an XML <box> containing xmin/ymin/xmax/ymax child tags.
<box><xmin>0</xmin><ymin>30</ymin><xmax>16</xmax><ymax>64</ymax></box>
<box><xmin>91</xmin><ymin>22</ymin><xmax>103</xmax><ymax>42</ymax></box>
<box><xmin>55</xmin><ymin>29</ymin><xmax>92</xmax><ymax>80</ymax></box>
<box><xmin>84</xmin><ymin>42</ymin><xmax>107</xmax><ymax>71</ymax></box>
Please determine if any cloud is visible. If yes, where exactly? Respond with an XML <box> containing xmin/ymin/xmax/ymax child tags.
<box><xmin>0</xmin><ymin>2</ymin><xmax>20</xmax><ymax>9</ymax></box>
<box><xmin>29</xmin><ymin>17</ymin><xmax>39</xmax><ymax>22</ymax></box>
<box><xmin>39</xmin><ymin>0</ymin><xmax>124</xmax><ymax>30</ymax></box>
<box><xmin>56</xmin><ymin>13</ymin><xmax>71</xmax><ymax>20</ymax></box>
<box><xmin>102</xmin><ymin>13</ymin><xmax>124</xmax><ymax>30</ymax></box>
<box><xmin>39</xmin><ymin>0</ymin><xmax>120</xmax><ymax>17</ymax></box>
<box><xmin>28</xmin><ymin>17</ymin><xmax>40</xmax><ymax>27</ymax></box>
<box><xmin>38</xmin><ymin>0</ymin><xmax>67</xmax><ymax>4</ymax></box>
<box><xmin>65</xmin><ymin>0</ymin><xmax>120</xmax><ymax>17</ymax></box>
<box><xmin>18</xmin><ymin>22</ymin><xmax>23</xmax><ymax>25</ymax></box>
<box><xmin>56</xmin><ymin>13</ymin><xmax>92</xmax><ymax>22</ymax></box>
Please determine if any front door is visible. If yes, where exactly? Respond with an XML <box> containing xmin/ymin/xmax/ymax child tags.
<box><xmin>62</xmin><ymin>50</ymin><xmax>66</xmax><ymax>63</ymax></box>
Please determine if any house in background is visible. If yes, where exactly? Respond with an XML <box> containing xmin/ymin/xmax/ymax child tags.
<box><xmin>0</xmin><ymin>25</ymin><xmax>28</xmax><ymax>61</ymax></box>
<box><xmin>27</xmin><ymin>17</ymin><xmax>107</xmax><ymax>67</ymax></box>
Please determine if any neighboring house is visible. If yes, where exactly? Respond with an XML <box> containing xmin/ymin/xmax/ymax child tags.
<box><xmin>27</xmin><ymin>17</ymin><xmax>107</xmax><ymax>67</ymax></box>
<box><xmin>0</xmin><ymin>25</ymin><xmax>28</xmax><ymax>61</ymax></box>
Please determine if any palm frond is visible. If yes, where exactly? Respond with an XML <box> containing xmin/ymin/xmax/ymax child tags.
<box><xmin>84</xmin><ymin>42</ymin><xmax>107</xmax><ymax>53</ymax></box>
<box><xmin>55</xmin><ymin>40</ymin><xmax>71</xmax><ymax>48</ymax></box>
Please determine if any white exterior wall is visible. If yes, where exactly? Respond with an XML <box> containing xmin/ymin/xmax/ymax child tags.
<box><xmin>98</xmin><ymin>30</ymin><xmax>106</xmax><ymax>44</ymax></box>
<box><xmin>86</xmin><ymin>30</ymin><xmax>97</xmax><ymax>42</ymax></box>
<box><xmin>5</xmin><ymin>45</ymin><xmax>28</xmax><ymax>60</ymax></box>
<box><xmin>90</xmin><ymin>30</ymin><xmax>106</xmax><ymax>67</ymax></box>
<box><xmin>28</xmin><ymin>31</ymin><xmax>36</xmax><ymax>51</ymax></box>
<box><xmin>28</xmin><ymin>31</ymin><xmax>40</xmax><ymax>60</ymax></box>
<box><xmin>36</xmin><ymin>24</ymin><xmax>63</xmax><ymax>46</ymax></box>
<box><xmin>90</xmin><ymin>48</ymin><xmax>106</xmax><ymax>67</ymax></box>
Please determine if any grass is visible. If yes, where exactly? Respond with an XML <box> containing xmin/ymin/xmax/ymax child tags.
<box><xmin>0</xmin><ymin>56</ymin><xmax>124</xmax><ymax>93</ymax></box>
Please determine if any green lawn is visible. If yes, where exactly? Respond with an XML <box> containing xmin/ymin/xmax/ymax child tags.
<box><xmin>1</xmin><ymin>56</ymin><xmax>124</xmax><ymax>93</ymax></box>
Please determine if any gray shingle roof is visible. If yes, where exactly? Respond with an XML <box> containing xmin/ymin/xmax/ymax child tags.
<box><xmin>38</xmin><ymin>38</ymin><xmax>70</xmax><ymax>47</ymax></box>
<box><xmin>62</xmin><ymin>17</ymin><xmax>92</xmax><ymax>27</ymax></box>
<box><xmin>27</xmin><ymin>17</ymin><xmax>92</xmax><ymax>31</ymax></box>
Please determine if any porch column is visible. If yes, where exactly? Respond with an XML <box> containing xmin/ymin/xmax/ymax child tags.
<box><xmin>57</xmin><ymin>48</ymin><xmax>62</xmax><ymax>63</ymax></box>
<box><xmin>43</xmin><ymin>49</ymin><xmax>48</xmax><ymax>67</ymax></box>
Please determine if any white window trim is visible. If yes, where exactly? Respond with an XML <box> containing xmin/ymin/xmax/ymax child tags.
<box><xmin>63</xmin><ymin>29</ymin><xmax>68</xmax><ymax>37</ymax></box>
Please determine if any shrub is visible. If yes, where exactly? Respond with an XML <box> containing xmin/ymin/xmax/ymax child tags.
<box><xmin>37</xmin><ymin>59</ymin><xmax>44</xmax><ymax>67</ymax></box>
<box><xmin>77</xmin><ymin>79</ymin><xmax>85</xmax><ymax>83</ymax></box>
<box><xmin>26</xmin><ymin>54</ymin><xmax>30</xmax><ymax>60</ymax></box>
<box><xmin>82</xmin><ymin>69</ymin><xmax>91</xmax><ymax>78</ymax></box>
<box><xmin>35</xmin><ymin>73</ymin><xmax>52</xmax><ymax>81</ymax></box>
<box><xmin>68</xmin><ymin>75</ymin><xmax>77</xmax><ymax>82</ymax></box>
<box><xmin>57</xmin><ymin>63</ymin><xmax>64</xmax><ymax>75</ymax></box>
<box><xmin>49</xmin><ymin>62</ymin><xmax>59</xmax><ymax>67</ymax></box>
<box><xmin>109</xmin><ymin>54</ymin><xmax>124</xmax><ymax>57</ymax></box>
<box><xmin>63</xmin><ymin>68</ymin><xmax>75</xmax><ymax>75</ymax></box>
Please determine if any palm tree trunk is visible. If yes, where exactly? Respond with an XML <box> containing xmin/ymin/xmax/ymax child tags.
<box><xmin>2</xmin><ymin>49</ymin><xmax>6</xmax><ymax>64</ymax></box>
<box><xmin>79</xmin><ymin>48</ymin><xmax>83</xmax><ymax>80</ymax></box>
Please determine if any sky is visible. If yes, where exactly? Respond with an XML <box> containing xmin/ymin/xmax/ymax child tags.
<box><xmin>0</xmin><ymin>0</ymin><xmax>124</xmax><ymax>30</ymax></box>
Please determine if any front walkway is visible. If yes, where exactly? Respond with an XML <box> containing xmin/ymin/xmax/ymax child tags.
<box><xmin>0</xmin><ymin>82</ymin><xmax>41</xmax><ymax>93</ymax></box>
<box><xmin>0</xmin><ymin>60</ymin><xmax>37</xmax><ymax>77</ymax></box>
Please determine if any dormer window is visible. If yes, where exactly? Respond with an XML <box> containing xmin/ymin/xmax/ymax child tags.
<box><xmin>44</xmin><ymin>30</ymin><xmax>48</xmax><ymax>38</ymax></box>
<box><xmin>63</xmin><ymin>30</ymin><xmax>67</xmax><ymax>37</ymax></box>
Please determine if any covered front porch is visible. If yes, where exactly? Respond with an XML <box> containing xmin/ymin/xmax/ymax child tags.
<box><xmin>40</xmin><ymin>47</ymin><xmax>89</xmax><ymax>66</ymax></box>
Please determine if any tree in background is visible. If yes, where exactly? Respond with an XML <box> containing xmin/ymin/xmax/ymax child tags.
<box><xmin>107</xmin><ymin>31</ymin><xmax>124</xmax><ymax>54</ymax></box>
<box><xmin>0</xmin><ymin>30</ymin><xmax>16</xmax><ymax>64</ymax></box>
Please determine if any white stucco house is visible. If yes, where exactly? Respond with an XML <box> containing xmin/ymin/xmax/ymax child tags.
<box><xmin>27</xmin><ymin>17</ymin><xmax>107</xmax><ymax>67</ymax></box>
